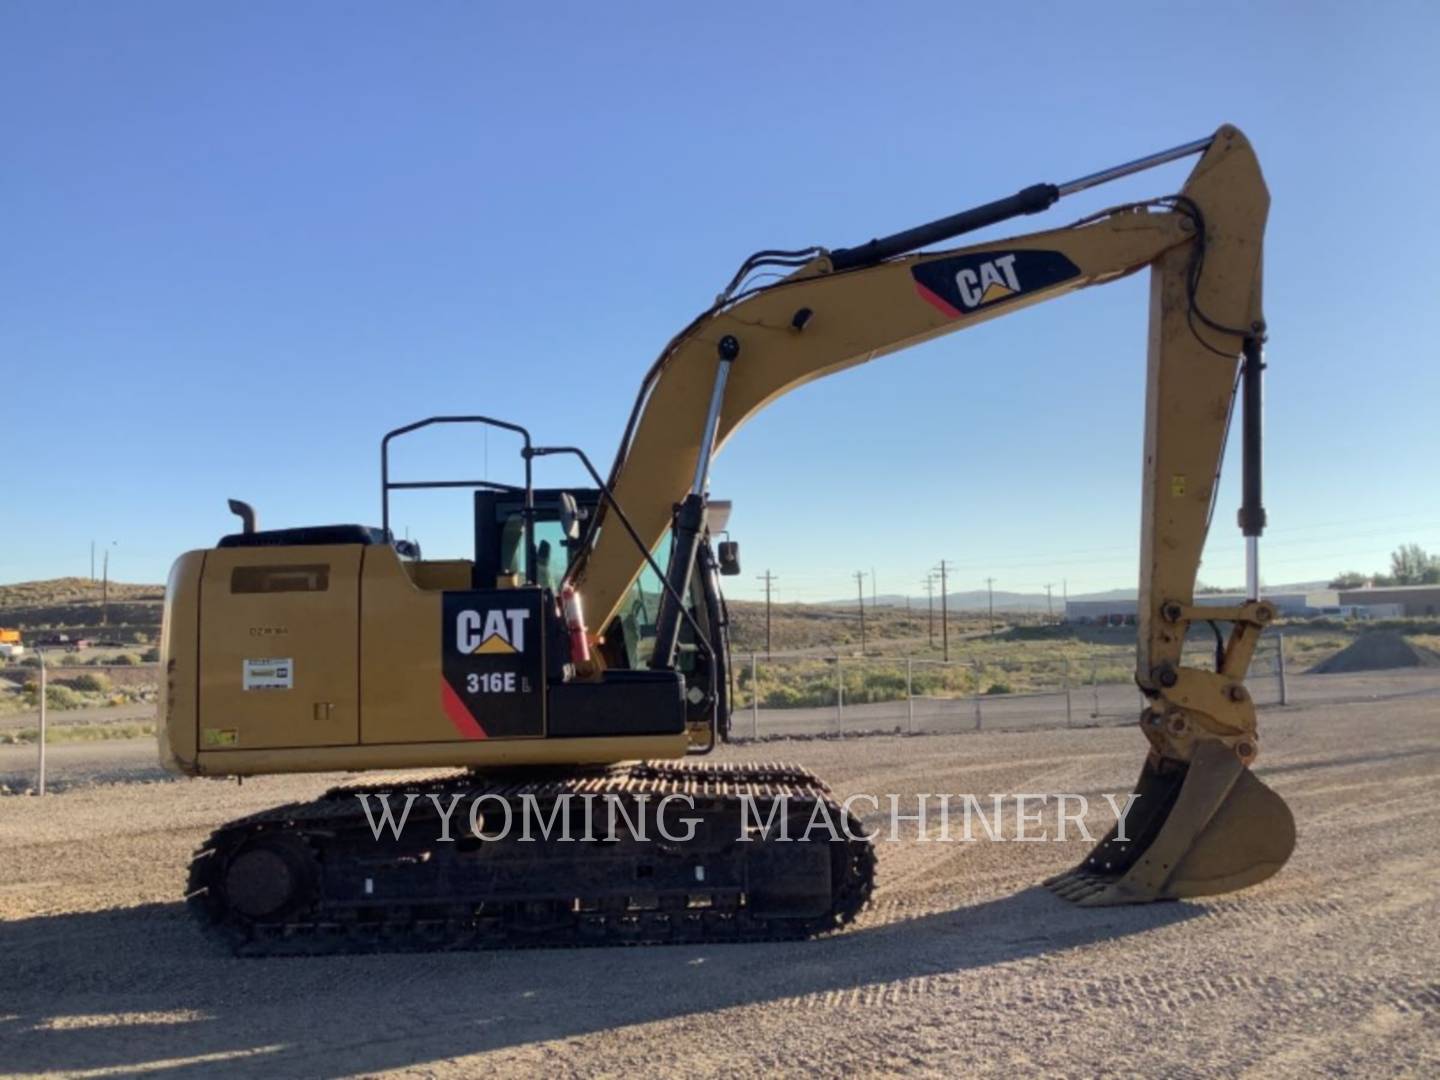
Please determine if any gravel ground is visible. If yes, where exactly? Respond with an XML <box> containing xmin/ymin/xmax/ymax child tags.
<box><xmin>2</xmin><ymin>689</ymin><xmax>1438</xmax><ymax>1078</ymax></box>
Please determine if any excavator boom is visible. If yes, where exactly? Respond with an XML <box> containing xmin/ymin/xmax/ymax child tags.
<box><xmin>570</xmin><ymin>124</ymin><xmax>1293</xmax><ymax>903</ymax></box>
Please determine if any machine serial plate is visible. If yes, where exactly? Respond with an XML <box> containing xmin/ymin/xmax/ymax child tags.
<box><xmin>242</xmin><ymin>658</ymin><xmax>293</xmax><ymax>691</ymax></box>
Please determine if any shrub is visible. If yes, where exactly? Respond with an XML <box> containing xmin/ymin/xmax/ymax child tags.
<box><xmin>983</xmin><ymin>681</ymin><xmax>1013</xmax><ymax>695</ymax></box>
<box><xmin>763</xmin><ymin>686</ymin><xmax>804</xmax><ymax>709</ymax></box>
<box><xmin>141</xmin><ymin>646</ymin><xmax>161</xmax><ymax>662</ymax></box>
<box><xmin>60</xmin><ymin>672</ymin><xmax>112</xmax><ymax>693</ymax></box>
<box><xmin>861</xmin><ymin>671</ymin><xmax>907</xmax><ymax>697</ymax></box>
<box><xmin>109</xmin><ymin>653</ymin><xmax>139</xmax><ymax>666</ymax></box>
<box><xmin>31</xmin><ymin>685</ymin><xmax>83</xmax><ymax>709</ymax></box>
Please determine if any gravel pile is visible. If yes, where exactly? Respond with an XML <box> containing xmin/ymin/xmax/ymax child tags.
<box><xmin>1309</xmin><ymin>631</ymin><xmax>1440</xmax><ymax>673</ymax></box>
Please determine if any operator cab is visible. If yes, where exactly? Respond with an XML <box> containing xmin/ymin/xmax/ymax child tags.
<box><xmin>473</xmin><ymin>488</ymin><xmax>597</xmax><ymax>593</ymax></box>
<box><xmin>474</xmin><ymin>487</ymin><xmax>737</xmax><ymax>739</ymax></box>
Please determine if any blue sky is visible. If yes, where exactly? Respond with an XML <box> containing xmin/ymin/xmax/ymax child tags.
<box><xmin>3</xmin><ymin>2</ymin><xmax>1437</xmax><ymax>602</ymax></box>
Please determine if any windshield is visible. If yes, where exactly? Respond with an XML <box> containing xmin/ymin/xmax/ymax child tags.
<box><xmin>617</xmin><ymin>532</ymin><xmax>720</xmax><ymax>672</ymax></box>
<box><xmin>491</xmin><ymin>494</ymin><xmax>596</xmax><ymax>591</ymax></box>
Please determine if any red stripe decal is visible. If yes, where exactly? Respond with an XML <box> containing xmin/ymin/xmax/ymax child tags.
<box><xmin>440</xmin><ymin>680</ymin><xmax>489</xmax><ymax>740</ymax></box>
<box><xmin>914</xmin><ymin>281</ymin><xmax>964</xmax><ymax>318</ymax></box>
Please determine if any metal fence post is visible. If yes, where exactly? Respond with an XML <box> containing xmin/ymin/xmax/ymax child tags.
<box><xmin>835</xmin><ymin>656</ymin><xmax>843</xmax><ymax>731</ymax></box>
<box><xmin>906</xmin><ymin>658</ymin><xmax>914</xmax><ymax>735</ymax></box>
<box><xmin>972</xmin><ymin>659</ymin><xmax>982</xmax><ymax>731</ymax></box>
<box><xmin>750</xmin><ymin>652</ymin><xmax>760</xmax><ymax>738</ymax></box>
<box><xmin>1090</xmin><ymin>657</ymin><xmax>1101</xmax><ymax>718</ymax></box>
<box><xmin>1276</xmin><ymin>632</ymin><xmax>1288</xmax><ymax>706</ymax></box>
<box><xmin>1063</xmin><ymin>656</ymin><xmax>1073</xmax><ymax>727</ymax></box>
<box><xmin>36</xmin><ymin>648</ymin><xmax>47</xmax><ymax>797</ymax></box>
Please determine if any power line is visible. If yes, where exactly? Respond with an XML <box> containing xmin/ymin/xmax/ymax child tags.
<box><xmin>881</xmin><ymin>520</ymin><xmax>1440</xmax><ymax>576</ymax></box>
<box><xmin>737</xmin><ymin>530</ymin><xmax>1440</xmax><ymax>607</ymax></box>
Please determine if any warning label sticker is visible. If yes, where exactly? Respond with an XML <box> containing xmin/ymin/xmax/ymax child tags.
<box><xmin>243</xmin><ymin>658</ymin><xmax>293</xmax><ymax>691</ymax></box>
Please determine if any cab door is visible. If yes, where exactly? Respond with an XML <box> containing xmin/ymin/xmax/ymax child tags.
<box><xmin>198</xmin><ymin>545</ymin><xmax>361</xmax><ymax>751</ymax></box>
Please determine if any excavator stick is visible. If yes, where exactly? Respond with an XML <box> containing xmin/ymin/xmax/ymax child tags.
<box><xmin>1045</xmin><ymin>127</ymin><xmax>1295</xmax><ymax>905</ymax></box>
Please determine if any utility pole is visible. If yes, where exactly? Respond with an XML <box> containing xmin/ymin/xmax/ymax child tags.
<box><xmin>99</xmin><ymin>540</ymin><xmax>117</xmax><ymax>627</ymax></box>
<box><xmin>935</xmin><ymin>561</ymin><xmax>951</xmax><ymax>661</ymax></box>
<box><xmin>854</xmin><ymin>571</ymin><xmax>867</xmax><ymax>655</ymax></box>
<box><xmin>870</xmin><ymin>566</ymin><xmax>877</xmax><ymax>608</ymax></box>
<box><xmin>1045</xmin><ymin>583</ymin><xmax>1054</xmax><ymax>621</ymax></box>
<box><xmin>757</xmin><ymin>570</ymin><xmax>778</xmax><ymax>657</ymax></box>
<box><xmin>922</xmin><ymin>576</ymin><xmax>935</xmax><ymax>647</ymax></box>
<box><xmin>986</xmin><ymin>576</ymin><xmax>996</xmax><ymax>639</ymax></box>
<box><xmin>36</xmin><ymin>647</ymin><xmax>47</xmax><ymax>796</ymax></box>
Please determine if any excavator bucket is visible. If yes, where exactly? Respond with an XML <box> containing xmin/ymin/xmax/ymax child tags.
<box><xmin>1045</xmin><ymin>741</ymin><xmax>1295</xmax><ymax>905</ymax></box>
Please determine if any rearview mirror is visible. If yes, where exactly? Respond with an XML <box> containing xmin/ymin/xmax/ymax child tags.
<box><xmin>717</xmin><ymin>540</ymin><xmax>741</xmax><ymax>576</ymax></box>
<box><xmin>558</xmin><ymin>493</ymin><xmax>581</xmax><ymax>541</ymax></box>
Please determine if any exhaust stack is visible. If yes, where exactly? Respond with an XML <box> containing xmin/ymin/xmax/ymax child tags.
<box><xmin>227</xmin><ymin>499</ymin><xmax>257</xmax><ymax>535</ymax></box>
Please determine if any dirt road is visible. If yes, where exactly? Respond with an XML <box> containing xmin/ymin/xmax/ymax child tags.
<box><xmin>2</xmin><ymin>694</ymin><xmax>1437</xmax><ymax>1077</ymax></box>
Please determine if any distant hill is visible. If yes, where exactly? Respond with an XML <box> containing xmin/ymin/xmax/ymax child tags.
<box><xmin>0</xmin><ymin>578</ymin><xmax>163</xmax><ymax>608</ymax></box>
<box><xmin>944</xmin><ymin>590</ymin><xmax>1053</xmax><ymax>612</ymax></box>
<box><xmin>818</xmin><ymin>579</ymin><xmax>1335</xmax><ymax>611</ymax></box>
<box><xmin>822</xmin><ymin>590</ymin><xmax>1055</xmax><ymax>613</ymax></box>
<box><xmin>1066</xmin><ymin>580</ymin><xmax>1332</xmax><ymax>602</ymax></box>
<box><xmin>0</xmin><ymin>578</ymin><xmax>163</xmax><ymax>641</ymax></box>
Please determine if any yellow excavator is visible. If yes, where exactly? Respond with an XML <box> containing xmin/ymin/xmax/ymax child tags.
<box><xmin>164</xmin><ymin>124</ymin><xmax>1295</xmax><ymax>954</ymax></box>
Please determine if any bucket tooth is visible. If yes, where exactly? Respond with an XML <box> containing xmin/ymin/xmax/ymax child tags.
<box><xmin>1054</xmin><ymin>875</ymin><xmax>1107</xmax><ymax>902</ymax></box>
<box><xmin>1072</xmin><ymin>884</ymin><xmax>1136</xmax><ymax>907</ymax></box>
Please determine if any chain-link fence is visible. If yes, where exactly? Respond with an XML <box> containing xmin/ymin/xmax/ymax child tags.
<box><xmin>731</xmin><ymin>636</ymin><xmax>1288</xmax><ymax>740</ymax></box>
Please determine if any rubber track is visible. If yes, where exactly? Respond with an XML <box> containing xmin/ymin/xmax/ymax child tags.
<box><xmin>187</xmin><ymin>760</ymin><xmax>876</xmax><ymax>956</ymax></box>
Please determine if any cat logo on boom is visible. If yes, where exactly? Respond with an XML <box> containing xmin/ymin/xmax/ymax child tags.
<box><xmin>910</xmin><ymin>249</ymin><xmax>1082</xmax><ymax>318</ymax></box>
<box><xmin>455</xmin><ymin>608</ymin><xmax>530</xmax><ymax>655</ymax></box>
<box><xmin>956</xmin><ymin>254</ymin><xmax>1022</xmax><ymax>309</ymax></box>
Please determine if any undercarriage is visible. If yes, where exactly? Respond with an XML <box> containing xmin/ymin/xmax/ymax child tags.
<box><xmin>187</xmin><ymin>760</ymin><xmax>877</xmax><ymax>956</ymax></box>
